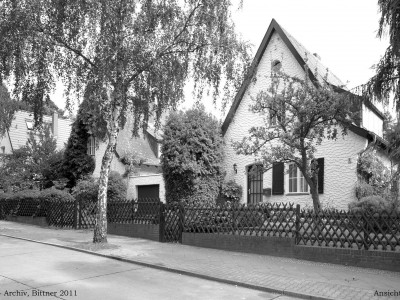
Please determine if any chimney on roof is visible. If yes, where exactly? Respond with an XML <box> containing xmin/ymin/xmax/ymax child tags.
<box><xmin>52</xmin><ymin>112</ymin><xmax>58</xmax><ymax>139</ymax></box>
<box><xmin>313</xmin><ymin>53</ymin><xmax>321</xmax><ymax>60</ymax></box>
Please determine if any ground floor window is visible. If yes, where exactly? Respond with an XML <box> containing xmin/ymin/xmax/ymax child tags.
<box><xmin>288</xmin><ymin>164</ymin><xmax>308</xmax><ymax>193</ymax></box>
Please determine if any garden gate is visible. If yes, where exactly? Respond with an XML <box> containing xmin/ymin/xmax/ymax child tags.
<box><xmin>161</xmin><ymin>203</ymin><xmax>184</xmax><ymax>243</ymax></box>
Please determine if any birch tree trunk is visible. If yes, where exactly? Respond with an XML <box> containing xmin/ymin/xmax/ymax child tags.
<box><xmin>93</xmin><ymin>110</ymin><xmax>120</xmax><ymax>243</ymax></box>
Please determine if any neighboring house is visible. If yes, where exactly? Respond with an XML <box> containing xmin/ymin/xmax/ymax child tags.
<box><xmin>90</xmin><ymin>117</ymin><xmax>165</xmax><ymax>202</ymax></box>
<box><xmin>222</xmin><ymin>19</ymin><xmax>389</xmax><ymax>210</ymax></box>
<box><xmin>0</xmin><ymin>110</ymin><xmax>72</xmax><ymax>154</ymax></box>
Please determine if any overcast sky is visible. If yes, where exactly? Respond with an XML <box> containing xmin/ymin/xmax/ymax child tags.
<box><xmin>53</xmin><ymin>0</ymin><xmax>389</xmax><ymax>119</ymax></box>
<box><xmin>179</xmin><ymin>0</ymin><xmax>389</xmax><ymax>119</ymax></box>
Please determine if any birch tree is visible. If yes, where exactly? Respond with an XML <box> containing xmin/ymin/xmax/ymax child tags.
<box><xmin>0</xmin><ymin>0</ymin><xmax>251</xmax><ymax>242</ymax></box>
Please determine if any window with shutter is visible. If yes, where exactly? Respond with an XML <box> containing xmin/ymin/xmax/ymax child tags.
<box><xmin>272</xmin><ymin>162</ymin><xmax>284</xmax><ymax>195</ymax></box>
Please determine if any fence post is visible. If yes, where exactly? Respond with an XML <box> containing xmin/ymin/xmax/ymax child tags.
<box><xmin>73</xmin><ymin>199</ymin><xmax>78</xmax><ymax>229</ymax></box>
<box><xmin>78</xmin><ymin>198</ymin><xmax>82</xmax><ymax>229</ymax></box>
<box><xmin>179</xmin><ymin>202</ymin><xmax>184</xmax><ymax>243</ymax></box>
<box><xmin>363</xmin><ymin>210</ymin><xmax>370</xmax><ymax>250</ymax></box>
<box><xmin>61</xmin><ymin>201</ymin><xmax>65</xmax><ymax>227</ymax></box>
<box><xmin>295</xmin><ymin>204</ymin><xmax>300</xmax><ymax>244</ymax></box>
<box><xmin>159</xmin><ymin>203</ymin><xmax>165</xmax><ymax>243</ymax></box>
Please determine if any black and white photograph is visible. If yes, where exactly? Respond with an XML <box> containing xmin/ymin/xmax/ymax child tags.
<box><xmin>0</xmin><ymin>0</ymin><xmax>399</xmax><ymax>299</ymax></box>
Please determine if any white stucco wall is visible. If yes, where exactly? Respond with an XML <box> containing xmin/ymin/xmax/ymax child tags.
<box><xmin>362</xmin><ymin>104</ymin><xmax>383</xmax><ymax>137</ymax></box>
<box><xmin>259</xmin><ymin>131</ymin><xmax>367</xmax><ymax>210</ymax></box>
<box><xmin>127</xmin><ymin>173</ymin><xmax>166</xmax><ymax>203</ymax></box>
<box><xmin>92</xmin><ymin>142</ymin><xmax>126</xmax><ymax>178</ymax></box>
<box><xmin>223</xmin><ymin>31</ymin><xmax>369</xmax><ymax>210</ymax></box>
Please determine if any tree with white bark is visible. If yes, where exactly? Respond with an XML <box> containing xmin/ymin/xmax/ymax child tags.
<box><xmin>0</xmin><ymin>0</ymin><xmax>251</xmax><ymax>242</ymax></box>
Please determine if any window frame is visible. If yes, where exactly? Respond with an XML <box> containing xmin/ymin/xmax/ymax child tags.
<box><xmin>87</xmin><ymin>136</ymin><xmax>96</xmax><ymax>156</ymax></box>
<box><xmin>268</xmin><ymin>98</ymin><xmax>285</xmax><ymax>127</ymax></box>
<box><xmin>288</xmin><ymin>163</ymin><xmax>308</xmax><ymax>194</ymax></box>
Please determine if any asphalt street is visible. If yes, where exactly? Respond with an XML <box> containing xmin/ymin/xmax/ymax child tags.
<box><xmin>0</xmin><ymin>236</ymin><xmax>299</xmax><ymax>300</ymax></box>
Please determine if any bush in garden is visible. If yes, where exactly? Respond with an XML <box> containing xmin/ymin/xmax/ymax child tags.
<box><xmin>72</xmin><ymin>172</ymin><xmax>127</xmax><ymax>206</ymax></box>
<box><xmin>107</xmin><ymin>171</ymin><xmax>127</xmax><ymax>202</ymax></box>
<box><xmin>219</xmin><ymin>180</ymin><xmax>242</xmax><ymax>204</ymax></box>
<box><xmin>161</xmin><ymin>106</ymin><xmax>224</xmax><ymax>205</ymax></box>
<box><xmin>348</xmin><ymin>195</ymin><xmax>393</xmax><ymax>213</ymax></box>
<box><xmin>40</xmin><ymin>188</ymin><xmax>75</xmax><ymax>202</ymax></box>
<box><xmin>72</xmin><ymin>177</ymin><xmax>98</xmax><ymax>205</ymax></box>
<box><xmin>355</xmin><ymin>181</ymin><xmax>376</xmax><ymax>200</ymax></box>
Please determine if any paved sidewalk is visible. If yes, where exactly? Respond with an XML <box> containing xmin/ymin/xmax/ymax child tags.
<box><xmin>1</xmin><ymin>221</ymin><xmax>399</xmax><ymax>300</ymax></box>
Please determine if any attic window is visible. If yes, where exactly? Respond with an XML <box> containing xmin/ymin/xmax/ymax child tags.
<box><xmin>26</xmin><ymin>120</ymin><xmax>34</xmax><ymax>130</ymax></box>
<box><xmin>272</xmin><ymin>60</ymin><xmax>282</xmax><ymax>72</ymax></box>
<box><xmin>1</xmin><ymin>146</ymin><xmax>5</xmax><ymax>155</ymax></box>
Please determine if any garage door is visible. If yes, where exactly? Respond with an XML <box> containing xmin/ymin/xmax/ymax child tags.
<box><xmin>137</xmin><ymin>184</ymin><xmax>160</xmax><ymax>200</ymax></box>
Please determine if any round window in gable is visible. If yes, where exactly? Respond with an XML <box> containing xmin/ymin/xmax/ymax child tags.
<box><xmin>271</xmin><ymin>60</ymin><xmax>282</xmax><ymax>72</ymax></box>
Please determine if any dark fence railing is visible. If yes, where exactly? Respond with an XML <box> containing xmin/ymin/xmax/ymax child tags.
<box><xmin>108</xmin><ymin>198</ymin><xmax>161</xmax><ymax>225</ymax></box>
<box><xmin>1</xmin><ymin>197</ymin><xmax>399</xmax><ymax>251</ymax></box>
<box><xmin>297</xmin><ymin>209</ymin><xmax>400</xmax><ymax>251</ymax></box>
<box><xmin>181</xmin><ymin>203</ymin><xmax>400</xmax><ymax>251</ymax></box>
<box><xmin>184</xmin><ymin>202</ymin><xmax>296</xmax><ymax>238</ymax></box>
<box><xmin>0</xmin><ymin>197</ymin><xmax>161</xmax><ymax>229</ymax></box>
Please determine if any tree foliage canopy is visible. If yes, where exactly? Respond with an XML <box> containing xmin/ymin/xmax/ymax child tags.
<box><xmin>360</xmin><ymin>0</ymin><xmax>400</xmax><ymax>111</ymax></box>
<box><xmin>0</xmin><ymin>0</ymin><xmax>250</xmax><ymax>242</ymax></box>
<box><xmin>161</xmin><ymin>106</ymin><xmax>224</xmax><ymax>204</ymax></box>
<box><xmin>0</xmin><ymin>0</ymin><xmax>250</xmax><ymax>131</ymax></box>
<box><xmin>0</xmin><ymin>125</ymin><xmax>63</xmax><ymax>191</ymax></box>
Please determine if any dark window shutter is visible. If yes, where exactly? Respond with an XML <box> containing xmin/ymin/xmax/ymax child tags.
<box><xmin>317</xmin><ymin>158</ymin><xmax>324</xmax><ymax>194</ymax></box>
<box><xmin>272</xmin><ymin>162</ymin><xmax>284</xmax><ymax>195</ymax></box>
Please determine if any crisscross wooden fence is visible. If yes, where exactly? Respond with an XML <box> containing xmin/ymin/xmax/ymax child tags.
<box><xmin>108</xmin><ymin>198</ymin><xmax>161</xmax><ymax>225</ymax></box>
<box><xmin>297</xmin><ymin>209</ymin><xmax>400</xmax><ymax>251</ymax></box>
<box><xmin>0</xmin><ymin>197</ymin><xmax>161</xmax><ymax>229</ymax></box>
<box><xmin>184</xmin><ymin>202</ymin><xmax>296</xmax><ymax>238</ymax></box>
<box><xmin>1</xmin><ymin>197</ymin><xmax>399</xmax><ymax>251</ymax></box>
<box><xmin>181</xmin><ymin>203</ymin><xmax>400</xmax><ymax>251</ymax></box>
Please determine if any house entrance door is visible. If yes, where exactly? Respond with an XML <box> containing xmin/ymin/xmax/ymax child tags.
<box><xmin>247</xmin><ymin>164</ymin><xmax>263</xmax><ymax>204</ymax></box>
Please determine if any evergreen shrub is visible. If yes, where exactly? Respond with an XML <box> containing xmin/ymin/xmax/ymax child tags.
<box><xmin>161</xmin><ymin>106</ymin><xmax>224</xmax><ymax>205</ymax></box>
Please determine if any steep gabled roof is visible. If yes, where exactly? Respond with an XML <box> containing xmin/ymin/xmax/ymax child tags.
<box><xmin>221</xmin><ymin>19</ymin><xmax>383</xmax><ymax>135</ymax></box>
<box><xmin>115</xmin><ymin>120</ymin><xmax>160</xmax><ymax>167</ymax></box>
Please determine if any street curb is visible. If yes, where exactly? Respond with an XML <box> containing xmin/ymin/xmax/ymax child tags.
<box><xmin>1</xmin><ymin>233</ymin><xmax>333</xmax><ymax>300</ymax></box>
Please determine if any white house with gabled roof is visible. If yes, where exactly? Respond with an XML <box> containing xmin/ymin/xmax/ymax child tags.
<box><xmin>222</xmin><ymin>19</ymin><xmax>389</xmax><ymax>210</ymax></box>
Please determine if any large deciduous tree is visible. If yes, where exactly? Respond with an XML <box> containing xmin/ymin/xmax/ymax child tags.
<box><xmin>0</xmin><ymin>0</ymin><xmax>250</xmax><ymax>242</ymax></box>
<box><xmin>233</xmin><ymin>71</ymin><xmax>355</xmax><ymax>212</ymax></box>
